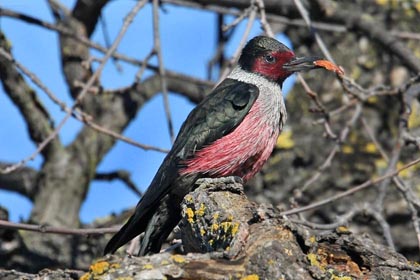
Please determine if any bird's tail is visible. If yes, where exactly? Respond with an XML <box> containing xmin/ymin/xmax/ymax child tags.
<box><xmin>103</xmin><ymin>206</ymin><xmax>154</xmax><ymax>255</ymax></box>
<box><xmin>104</xmin><ymin>193</ymin><xmax>181</xmax><ymax>256</ymax></box>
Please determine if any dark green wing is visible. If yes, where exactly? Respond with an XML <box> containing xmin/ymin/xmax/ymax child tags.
<box><xmin>173</xmin><ymin>78</ymin><xmax>259</xmax><ymax>160</ymax></box>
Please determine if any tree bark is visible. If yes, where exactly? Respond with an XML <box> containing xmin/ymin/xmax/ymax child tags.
<box><xmin>4</xmin><ymin>179</ymin><xmax>418</xmax><ymax>279</ymax></box>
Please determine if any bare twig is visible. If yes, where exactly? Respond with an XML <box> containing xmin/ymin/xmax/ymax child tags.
<box><xmin>100</xmin><ymin>15</ymin><xmax>123</xmax><ymax>72</ymax></box>
<box><xmin>255</xmin><ymin>0</ymin><xmax>274</xmax><ymax>37</ymax></box>
<box><xmin>135</xmin><ymin>49</ymin><xmax>156</xmax><ymax>83</ymax></box>
<box><xmin>296</xmin><ymin>74</ymin><xmax>338</xmax><ymax>139</ymax></box>
<box><xmin>281</xmin><ymin>156</ymin><xmax>420</xmax><ymax>216</ymax></box>
<box><xmin>207</xmin><ymin>14</ymin><xmax>229</xmax><ymax>80</ymax></box>
<box><xmin>374</xmin><ymin>131</ymin><xmax>403</xmax><ymax>208</ymax></box>
<box><xmin>301</xmin><ymin>104</ymin><xmax>363</xmax><ymax>191</ymax></box>
<box><xmin>363</xmin><ymin>206</ymin><xmax>395</xmax><ymax>250</ymax></box>
<box><xmin>80</xmin><ymin>112</ymin><xmax>169</xmax><ymax>153</ymax></box>
<box><xmin>95</xmin><ymin>170</ymin><xmax>143</xmax><ymax>197</ymax></box>
<box><xmin>292</xmin><ymin>0</ymin><xmax>335</xmax><ymax>63</ymax></box>
<box><xmin>152</xmin><ymin>0</ymin><xmax>175</xmax><ymax>143</ymax></box>
<box><xmin>297</xmin><ymin>75</ymin><xmax>334</xmax><ymax>133</ymax></box>
<box><xmin>290</xmin><ymin>207</ymin><xmax>359</xmax><ymax>230</ymax></box>
<box><xmin>361</xmin><ymin>117</ymin><xmax>389</xmax><ymax>161</ymax></box>
<box><xmin>222</xmin><ymin>6</ymin><xmax>252</xmax><ymax>32</ymax></box>
<box><xmin>218</xmin><ymin>4</ymin><xmax>257</xmax><ymax>81</ymax></box>
<box><xmin>0</xmin><ymin>219</ymin><xmax>118</xmax><ymax>236</ymax></box>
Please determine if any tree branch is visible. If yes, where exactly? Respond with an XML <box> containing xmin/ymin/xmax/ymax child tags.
<box><xmin>0</xmin><ymin>163</ymin><xmax>38</xmax><ymax>200</ymax></box>
<box><xmin>0</xmin><ymin>219</ymin><xmax>118</xmax><ymax>236</ymax></box>
<box><xmin>72</xmin><ymin>0</ymin><xmax>110</xmax><ymax>36</ymax></box>
<box><xmin>95</xmin><ymin>170</ymin><xmax>143</xmax><ymax>197</ymax></box>
<box><xmin>281</xmin><ymin>155</ymin><xmax>420</xmax><ymax>216</ymax></box>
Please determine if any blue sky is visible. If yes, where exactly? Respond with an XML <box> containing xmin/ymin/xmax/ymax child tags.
<box><xmin>0</xmin><ymin>0</ymin><xmax>294</xmax><ymax>223</ymax></box>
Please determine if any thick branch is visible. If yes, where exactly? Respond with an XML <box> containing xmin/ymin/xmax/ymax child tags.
<box><xmin>48</xmin><ymin>0</ymin><xmax>93</xmax><ymax>98</ymax></box>
<box><xmin>72</xmin><ymin>0</ymin><xmax>110</xmax><ymax>36</ymax></box>
<box><xmin>0</xmin><ymin>163</ymin><xmax>37</xmax><ymax>200</ymax></box>
<box><xmin>95</xmin><ymin>170</ymin><xmax>142</xmax><ymax>197</ymax></box>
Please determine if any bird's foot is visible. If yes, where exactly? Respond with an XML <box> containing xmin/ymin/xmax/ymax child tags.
<box><xmin>195</xmin><ymin>176</ymin><xmax>244</xmax><ymax>194</ymax></box>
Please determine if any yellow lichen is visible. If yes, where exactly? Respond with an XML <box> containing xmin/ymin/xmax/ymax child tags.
<box><xmin>184</xmin><ymin>194</ymin><xmax>193</xmax><ymax>203</ymax></box>
<box><xmin>211</xmin><ymin>223</ymin><xmax>219</xmax><ymax>232</ymax></box>
<box><xmin>231</xmin><ymin>222</ymin><xmax>240</xmax><ymax>235</ymax></box>
<box><xmin>241</xmin><ymin>274</ymin><xmax>259</xmax><ymax>280</ymax></box>
<box><xmin>408</xmin><ymin>101</ymin><xmax>420</xmax><ymax>128</ymax></box>
<box><xmin>276</xmin><ymin>130</ymin><xmax>294</xmax><ymax>149</ymax></box>
<box><xmin>241</xmin><ymin>274</ymin><xmax>260</xmax><ymax>280</ymax></box>
<box><xmin>161</xmin><ymin>260</ymin><xmax>170</xmax><ymax>265</ymax></box>
<box><xmin>351</xmin><ymin>67</ymin><xmax>362</xmax><ymax>80</ymax></box>
<box><xmin>309</xmin><ymin>236</ymin><xmax>316</xmax><ymax>244</ymax></box>
<box><xmin>195</xmin><ymin>203</ymin><xmax>206</xmax><ymax>217</ymax></box>
<box><xmin>397</xmin><ymin>161</ymin><xmax>416</xmax><ymax>178</ymax></box>
<box><xmin>375</xmin><ymin>158</ymin><xmax>387</xmax><ymax>170</ymax></box>
<box><xmin>89</xmin><ymin>261</ymin><xmax>110</xmax><ymax>274</ymax></box>
<box><xmin>307</xmin><ymin>253</ymin><xmax>325</xmax><ymax>272</ymax></box>
<box><xmin>142</xmin><ymin>264</ymin><xmax>154</xmax><ymax>270</ymax></box>
<box><xmin>171</xmin><ymin>254</ymin><xmax>186</xmax><ymax>264</ymax></box>
<box><xmin>366</xmin><ymin>95</ymin><xmax>378</xmax><ymax>104</ymax></box>
<box><xmin>80</xmin><ymin>260</ymin><xmax>113</xmax><ymax>280</ymax></box>
<box><xmin>213</xmin><ymin>213</ymin><xmax>219</xmax><ymax>220</ymax></box>
<box><xmin>341</xmin><ymin>145</ymin><xmax>354</xmax><ymax>154</ymax></box>
<box><xmin>221</xmin><ymin>221</ymin><xmax>232</xmax><ymax>232</ymax></box>
<box><xmin>200</xmin><ymin>228</ymin><xmax>206</xmax><ymax>236</ymax></box>
<box><xmin>186</xmin><ymin>207</ymin><xmax>194</xmax><ymax>223</ymax></box>
<box><xmin>79</xmin><ymin>273</ymin><xmax>91</xmax><ymax>280</ymax></box>
<box><xmin>268</xmin><ymin>154</ymin><xmax>282</xmax><ymax>165</ymax></box>
<box><xmin>364</xmin><ymin>142</ymin><xmax>377</xmax><ymax>154</ymax></box>
<box><xmin>336</xmin><ymin>226</ymin><xmax>350</xmax><ymax>234</ymax></box>
<box><xmin>111</xmin><ymin>263</ymin><xmax>121</xmax><ymax>269</ymax></box>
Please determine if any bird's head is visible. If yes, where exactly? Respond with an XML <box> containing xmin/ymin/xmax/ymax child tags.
<box><xmin>238</xmin><ymin>36</ymin><xmax>321</xmax><ymax>85</ymax></box>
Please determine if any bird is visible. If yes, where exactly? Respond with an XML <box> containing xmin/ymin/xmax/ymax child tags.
<box><xmin>104</xmin><ymin>35</ymin><xmax>325</xmax><ymax>256</ymax></box>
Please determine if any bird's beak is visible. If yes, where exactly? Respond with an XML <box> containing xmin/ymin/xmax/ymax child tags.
<box><xmin>282</xmin><ymin>56</ymin><xmax>322</xmax><ymax>72</ymax></box>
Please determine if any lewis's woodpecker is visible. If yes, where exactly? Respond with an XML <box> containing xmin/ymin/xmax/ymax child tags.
<box><xmin>104</xmin><ymin>36</ymin><xmax>328</xmax><ymax>255</ymax></box>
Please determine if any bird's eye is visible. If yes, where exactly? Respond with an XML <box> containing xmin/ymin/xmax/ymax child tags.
<box><xmin>264</xmin><ymin>54</ymin><xmax>276</xmax><ymax>63</ymax></box>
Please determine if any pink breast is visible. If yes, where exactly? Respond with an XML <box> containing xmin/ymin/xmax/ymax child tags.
<box><xmin>179</xmin><ymin>102</ymin><xmax>280</xmax><ymax>182</ymax></box>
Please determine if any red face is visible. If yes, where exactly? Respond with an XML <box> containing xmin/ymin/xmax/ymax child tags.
<box><xmin>251</xmin><ymin>50</ymin><xmax>295</xmax><ymax>83</ymax></box>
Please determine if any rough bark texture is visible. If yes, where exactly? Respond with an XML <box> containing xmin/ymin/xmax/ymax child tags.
<box><xmin>3</xmin><ymin>180</ymin><xmax>419</xmax><ymax>279</ymax></box>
